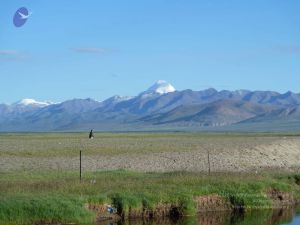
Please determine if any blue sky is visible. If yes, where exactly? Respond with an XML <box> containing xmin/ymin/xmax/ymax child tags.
<box><xmin>0</xmin><ymin>0</ymin><xmax>299</xmax><ymax>103</ymax></box>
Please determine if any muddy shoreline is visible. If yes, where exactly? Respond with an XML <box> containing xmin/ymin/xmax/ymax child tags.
<box><xmin>88</xmin><ymin>192</ymin><xmax>299</xmax><ymax>222</ymax></box>
<box><xmin>95</xmin><ymin>207</ymin><xmax>299</xmax><ymax>225</ymax></box>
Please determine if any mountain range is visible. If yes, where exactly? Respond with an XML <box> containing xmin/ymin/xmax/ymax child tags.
<box><xmin>1</xmin><ymin>80</ymin><xmax>300</xmax><ymax>132</ymax></box>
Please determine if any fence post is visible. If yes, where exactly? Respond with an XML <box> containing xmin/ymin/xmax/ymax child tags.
<box><xmin>80</xmin><ymin>150</ymin><xmax>82</xmax><ymax>182</ymax></box>
<box><xmin>207</xmin><ymin>150</ymin><xmax>211</xmax><ymax>176</ymax></box>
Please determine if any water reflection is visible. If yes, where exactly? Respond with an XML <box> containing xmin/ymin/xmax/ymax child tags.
<box><xmin>97</xmin><ymin>206</ymin><xmax>299</xmax><ymax>225</ymax></box>
<box><xmin>287</xmin><ymin>205</ymin><xmax>300</xmax><ymax>225</ymax></box>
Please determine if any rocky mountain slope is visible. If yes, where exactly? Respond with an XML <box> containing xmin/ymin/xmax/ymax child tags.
<box><xmin>1</xmin><ymin>80</ymin><xmax>300</xmax><ymax>131</ymax></box>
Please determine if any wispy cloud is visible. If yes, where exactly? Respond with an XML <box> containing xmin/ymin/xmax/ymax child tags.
<box><xmin>272</xmin><ymin>46</ymin><xmax>300</xmax><ymax>54</ymax></box>
<box><xmin>109</xmin><ymin>73</ymin><xmax>119</xmax><ymax>78</ymax></box>
<box><xmin>218</xmin><ymin>45</ymin><xmax>300</xmax><ymax>62</ymax></box>
<box><xmin>0</xmin><ymin>50</ymin><xmax>28</xmax><ymax>61</ymax></box>
<box><xmin>0</xmin><ymin>50</ymin><xmax>19</xmax><ymax>56</ymax></box>
<box><xmin>71</xmin><ymin>47</ymin><xmax>113</xmax><ymax>54</ymax></box>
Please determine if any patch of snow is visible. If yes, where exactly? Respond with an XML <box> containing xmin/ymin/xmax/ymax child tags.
<box><xmin>14</xmin><ymin>98</ymin><xmax>52</xmax><ymax>107</ymax></box>
<box><xmin>140</xmin><ymin>80</ymin><xmax>176</xmax><ymax>97</ymax></box>
<box><xmin>234</xmin><ymin>89</ymin><xmax>250</xmax><ymax>96</ymax></box>
<box><xmin>112</xmin><ymin>95</ymin><xmax>133</xmax><ymax>102</ymax></box>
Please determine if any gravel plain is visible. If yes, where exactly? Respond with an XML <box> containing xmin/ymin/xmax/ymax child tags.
<box><xmin>0</xmin><ymin>133</ymin><xmax>299</xmax><ymax>173</ymax></box>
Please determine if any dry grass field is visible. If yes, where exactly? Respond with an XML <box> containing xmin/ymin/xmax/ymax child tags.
<box><xmin>0</xmin><ymin>132</ymin><xmax>299</xmax><ymax>173</ymax></box>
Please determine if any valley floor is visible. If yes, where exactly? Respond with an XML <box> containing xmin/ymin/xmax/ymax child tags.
<box><xmin>0</xmin><ymin>133</ymin><xmax>299</xmax><ymax>173</ymax></box>
<box><xmin>0</xmin><ymin>133</ymin><xmax>300</xmax><ymax>224</ymax></box>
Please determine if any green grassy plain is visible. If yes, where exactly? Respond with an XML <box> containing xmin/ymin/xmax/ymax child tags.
<box><xmin>0</xmin><ymin>170</ymin><xmax>300</xmax><ymax>224</ymax></box>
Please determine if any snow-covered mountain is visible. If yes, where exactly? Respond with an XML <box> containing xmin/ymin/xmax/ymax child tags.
<box><xmin>13</xmin><ymin>98</ymin><xmax>53</xmax><ymax>107</ymax></box>
<box><xmin>139</xmin><ymin>80</ymin><xmax>176</xmax><ymax>97</ymax></box>
<box><xmin>1</xmin><ymin>80</ymin><xmax>300</xmax><ymax>131</ymax></box>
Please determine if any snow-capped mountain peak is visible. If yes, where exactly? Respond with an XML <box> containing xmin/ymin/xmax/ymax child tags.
<box><xmin>140</xmin><ymin>80</ymin><xmax>176</xmax><ymax>97</ymax></box>
<box><xmin>147</xmin><ymin>80</ymin><xmax>176</xmax><ymax>94</ymax></box>
<box><xmin>14</xmin><ymin>98</ymin><xmax>52</xmax><ymax>107</ymax></box>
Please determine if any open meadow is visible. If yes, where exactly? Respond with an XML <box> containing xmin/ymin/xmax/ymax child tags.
<box><xmin>0</xmin><ymin>132</ymin><xmax>300</xmax><ymax>224</ymax></box>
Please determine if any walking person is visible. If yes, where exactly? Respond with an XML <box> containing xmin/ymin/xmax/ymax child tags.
<box><xmin>89</xmin><ymin>129</ymin><xmax>94</xmax><ymax>139</ymax></box>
